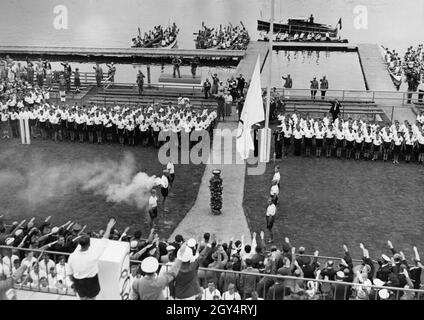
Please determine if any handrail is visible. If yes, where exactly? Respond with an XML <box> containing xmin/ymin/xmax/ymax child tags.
<box><xmin>105</xmin><ymin>82</ymin><xmax>203</xmax><ymax>90</ymax></box>
<box><xmin>0</xmin><ymin>245</ymin><xmax>364</xmax><ymax>264</ymax></box>
<box><xmin>0</xmin><ymin>245</ymin><xmax>388</xmax><ymax>274</ymax></box>
<box><xmin>264</xmin><ymin>87</ymin><xmax>416</xmax><ymax>95</ymax></box>
<box><xmin>260</xmin><ymin>88</ymin><xmax>422</xmax><ymax>107</ymax></box>
<box><xmin>0</xmin><ymin>245</ymin><xmax>71</xmax><ymax>257</ymax></box>
<box><xmin>194</xmin><ymin>266</ymin><xmax>424</xmax><ymax>295</ymax></box>
<box><xmin>101</xmin><ymin>74</ymin><xmax>114</xmax><ymax>89</ymax></box>
<box><xmin>2</xmin><ymin>245</ymin><xmax>423</xmax><ymax>299</ymax></box>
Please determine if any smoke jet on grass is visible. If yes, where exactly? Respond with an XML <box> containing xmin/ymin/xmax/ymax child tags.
<box><xmin>0</xmin><ymin>152</ymin><xmax>159</xmax><ymax>210</ymax></box>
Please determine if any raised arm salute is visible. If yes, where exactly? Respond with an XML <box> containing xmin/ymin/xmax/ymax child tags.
<box><xmin>130</xmin><ymin>243</ymin><xmax>185</xmax><ymax>300</ymax></box>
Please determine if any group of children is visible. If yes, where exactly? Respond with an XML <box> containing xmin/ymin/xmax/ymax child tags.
<box><xmin>0</xmin><ymin>95</ymin><xmax>218</xmax><ymax>147</ymax></box>
<box><xmin>147</xmin><ymin>161</ymin><xmax>175</xmax><ymax>228</ymax></box>
<box><xmin>265</xmin><ymin>165</ymin><xmax>281</xmax><ymax>244</ymax></box>
<box><xmin>132</xmin><ymin>23</ymin><xmax>179</xmax><ymax>48</ymax></box>
<box><xmin>273</xmin><ymin>111</ymin><xmax>424</xmax><ymax>165</ymax></box>
<box><xmin>384</xmin><ymin>45</ymin><xmax>424</xmax><ymax>73</ymax></box>
<box><xmin>195</xmin><ymin>23</ymin><xmax>250</xmax><ymax>50</ymax></box>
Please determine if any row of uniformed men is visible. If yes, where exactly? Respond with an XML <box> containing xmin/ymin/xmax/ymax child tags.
<box><xmin>274</xmin><ymin>113</ymin><xmax>424</xmax><ymax>162</ymax></box>
<box><xmin>0</xmin><ymin>103</ymin><xmax>217</xmax><ymax>145</ymax></box>
<box><xmin>276</xmin><ymin>114</ymin><xmax>424</xmax><ymax>144</ymax></box>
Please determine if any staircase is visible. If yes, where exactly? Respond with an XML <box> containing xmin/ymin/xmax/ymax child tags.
<box><xmin>280</xmin><ymin>98</ymin><xmax>387</xmax><ymax>122</ymax></box>
<box><xmin>28</xmin><ymin>72</ymin><xmax>102</xmax><ymax>102</ymax></box>
<box><xmin>86</xmin><ymin>84</ymin><xmax>218</xmax><ymax>109</ymax></box>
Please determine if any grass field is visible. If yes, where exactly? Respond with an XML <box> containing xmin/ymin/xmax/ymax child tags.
<box><xmin>0</xmin><ymin>138</ymin><xmax>205</xmax><ymax>240</ymax></box>
<box><xmin>244</xmin><ymin>147</ymin><xmax>424</xmax><ymax>260</ymax></box>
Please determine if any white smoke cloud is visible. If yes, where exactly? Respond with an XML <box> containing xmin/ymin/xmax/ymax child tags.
<box><xmin>0</xmin><ymin>152</ymin><xmax>159</xmax><ymax>210</ymax></box>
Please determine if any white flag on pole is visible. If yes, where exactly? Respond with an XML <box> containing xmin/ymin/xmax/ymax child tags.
<box><xmin>236</xmin><ymin>55</ymin><xmax>265</xmax><ymax>160</ymax></box>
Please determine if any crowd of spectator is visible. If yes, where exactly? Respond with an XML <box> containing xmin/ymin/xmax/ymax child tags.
<box><xmin>195</xmin><ymin>23</ymin><xmax>250</xmax><ymax>50</ymax></box>
<box><xmin>384</xmin><ymin>45</ymin><xmax>423</xmax><ymax>75</ymax></box>
<box><xmin>384</xmin><ymin>45</ymin><xmax>424</xmax><ymax>96</ymax></box>
<box><xmin>132</xmin><ymin>23</ymin><xmax>179</xmax><ymax>48</ymax></box>
<box><xmin>1</xmin><ymin>213</ymin><xmax>423</xmax><ymax>300</ymax></box>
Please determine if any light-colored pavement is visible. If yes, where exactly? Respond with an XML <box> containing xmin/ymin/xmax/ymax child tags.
<box><xmin>170</xmin><ymin>121</ymin><xmax>251</xmax><ymax>244</ymax></box>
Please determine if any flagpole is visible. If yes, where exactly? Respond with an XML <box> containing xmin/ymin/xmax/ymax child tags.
<box><xmin>264</xmin><ymin>0</ymin><xmax>274</xmax><ymax>161</ymax></box>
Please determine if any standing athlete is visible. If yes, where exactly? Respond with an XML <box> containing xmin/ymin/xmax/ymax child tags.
<box><xmin>160</xmin><ymin>169</ymin><xmax>169</xmax><ymax>213</ymax></box>
<box><xmin>266</xmin><ymin>198</ymin><xmax>276</xmax><ymax>244</ymax></box>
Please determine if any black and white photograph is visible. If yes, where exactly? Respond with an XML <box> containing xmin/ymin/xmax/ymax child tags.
<box><xmin>0</xmin><ymin>0</ymin><xmax>424</xmax><ymax>311</ymax></box>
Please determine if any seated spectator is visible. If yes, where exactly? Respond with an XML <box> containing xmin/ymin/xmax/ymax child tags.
<box><xmin>26</xmin><ymin>261</ymin><xmax>47</xmax><ymax>288</ymax></box>
<box><xmin>39</xmin><ymin>253</ymin><xmax>55</xmax><ymax>274</ymax></box>
<box><xmin>221</xmin><ymin>282</ymin><xmax>241</xmax><ymax>300</ymax></box>
<box><xmin>202</xmin><ymin>281</ymin><xmax>221</xmax><ymax>300</ymax></box>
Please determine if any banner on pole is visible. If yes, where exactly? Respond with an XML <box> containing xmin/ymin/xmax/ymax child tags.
<box><xmin>236</xmin><ymin>55</ymin><xmax>265</xmax><ymax>160</ymax></box>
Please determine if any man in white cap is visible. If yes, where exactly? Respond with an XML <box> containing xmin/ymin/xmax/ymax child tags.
<box><xmin>376</xmin><ymin>254</ymin><xmax>392</xmax><ymax>282</ymax></box>
<box><xmin>130</xmin><ymin>244</ymin><xmax>184</xmax><ymax>300</ymax></box>
<box><xmin>332</xmin><ymin>270</ymin><xmax>351</xmax><ymax>300</ymax></box>
<box><xmin>174</xmin><ymin>238</ymin><xmax>212</xmax><ymax>300</ymax></box>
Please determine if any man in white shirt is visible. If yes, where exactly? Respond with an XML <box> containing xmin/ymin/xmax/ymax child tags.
<box><xmin>202</xmin><ymin>281</ymin><xmax>221</xmax><ymax>300</ymax></box>
<box><xmin>266</xmin><ymin>198</ymin><xmax>276</xmax><ymax>243</ymax></box>
<box><xmin>272</xmin><ymin>165</ymin><xmax>280</xmax><ymax>188</ymax></box>
<box><xmin>67</xmin><ymin>218</ymin><xmax>115</xmax><ymax>300</ymax></box>
<box><xmin>160</xmin><ymin>170</ymin><xmax>170</xmax><ymax>212</ymax></box>
<box><xmin>55</xmin><ymin>256</ymin><xmax>73</xmax><ymax>289</ymax></box>
<box><xmin>39</xmin><ymin>253</ymin><xmax>56</xmax><ymax>274</ymax></box>
<box><xmin>270</xmin><ymin>180</ymin><xmax>279</xmax><ymax>205</ymax></box>
<box><xmin>28</xmin><ymin>262</ymin><xmax>47</xmax><ymax>288</ymax></box>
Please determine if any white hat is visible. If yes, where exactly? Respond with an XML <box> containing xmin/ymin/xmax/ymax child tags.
<box><xmin>52</xmin><ymin>227</ymin><xmax>59</xmax><ymax>234</ymax></box>
<box><xmin>357</xmin><ymin>289</ymin><xmax>367</xmax><ymax>299</ymax></box>
<box><xmin>178</xmin><ymin>246</ymin><xmax>194</xmax><ymax>262</ymax></box>
<box><xmin>187</xmin><ymin>238</ymin><xmax>197</xmax><ymax>248</ymax></box>
<box><xmin>381</xmin><ymin>254</ymin><xmax>390</xmax><ymax>262</ymax></box>
<box><xmin>363</xmin><ymin>279</ymin><xmax>372</xmax><ymax>287</ymax></box>
<box><xmin>166</xmin><ymin>245</ymin><xmax>176</xmax><ymax>252</ymax></box>
<box><xmin>373</xmin><ymin>278</ymin><xmax>385</xmax><ymax>287</ymax></box>
<box><xmin>378</xmin><ymin>289</ymin><xmax>390</xmax><ymax>299</ymax></box>
<box><xmin>15</xmin><ymin>229</ymin><xmax>23</xmax><ymax>237</ymax></box>
<box><xmin>141</xmin><ymin>257</ymin><xmax>159</xmax><ymax>273</ymax></box>
<box><xmin>5</xmin><ymin>237</ymin><xmax>14</xmax><ymax>246</ymax></box>
<box><xmin>130</xmin><ymin>240</ymin><xmax>138</xmax><ymax>249</ymax></box>
<box><xmin>336</xmin><ymin>271</ymin><xmax>345</xmax><ymax>278</ymax></box>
